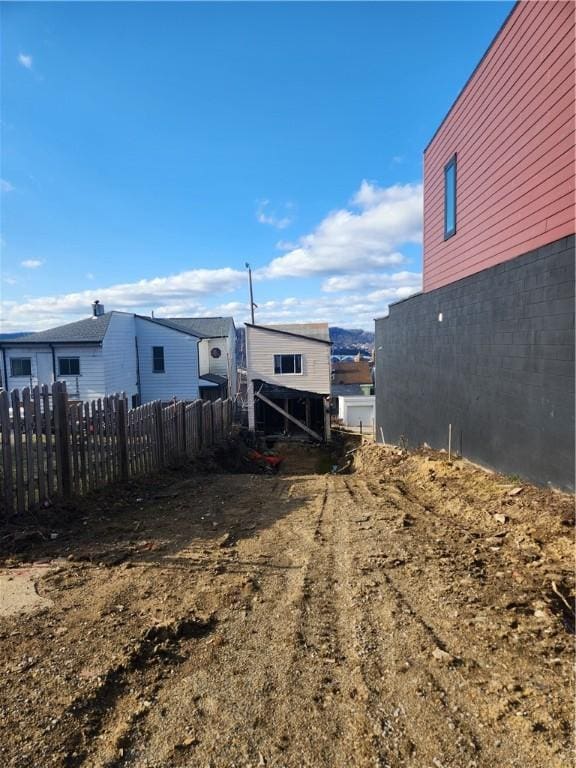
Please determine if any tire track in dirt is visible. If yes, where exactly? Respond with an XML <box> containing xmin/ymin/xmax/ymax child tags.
<box><xmin>337</xmin><ymin>476</ymin><xmax>489</xmax><ymax>768</ymax></box>
<box><xmin>344</xmin><ymin>473</ymin><xmax>570</xmax><ymax>768</ymax></box>
<box><xmin>111</xmin><ymin>473</ymin><xmax>328</xmax><ymax>767</ymax></box>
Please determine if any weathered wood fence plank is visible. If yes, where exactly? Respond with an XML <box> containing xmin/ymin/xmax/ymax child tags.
<box><xmin>0</xmin><ymin>390</ymin><xmax>14</xmax><ymax>515</ymax></box>
<box><xmin>0</xmin><ymin>384</ymin><xmax>235</xmax><ymax>515</ymax></box>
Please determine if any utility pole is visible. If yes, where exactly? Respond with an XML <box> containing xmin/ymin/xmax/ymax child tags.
<box><xmin>245</xmin><ymin>262</ymin><xmax>257</xmax><ymax>324</ymax></box>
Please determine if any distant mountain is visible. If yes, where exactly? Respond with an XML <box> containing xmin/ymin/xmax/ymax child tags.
<box><xmin>235</xmin><ymin>325</ymin><xmax>374</xmax><ymax>367</ymax></box>
<box><xmin>329</xmin><ymin>327</ymin><xmax>374</xmax><ymax>356</ymax></box>
<box><xmin>0</xmin><ymin>332</ymin><xmax>31</xmax><ymax>340</ymax></box>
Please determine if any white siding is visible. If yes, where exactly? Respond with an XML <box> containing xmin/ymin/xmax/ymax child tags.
<box><xmin>3</xmin><ymin>344</ymin><xmax>105</xmax><ymax>400</ymax></box>
<box><xmin>135</xmin><ymin>317</ymin><xmax>200</xmax><ymax>403</ymax></box>
<box><xmin>207</xmin><ymin>338</ymin><xmax>228</xmax><ymax>377</ymax></box>
<box><xmin>246</xmin><ymin>326</ymin><xmax>331</xmax><ymax>395</ymax></box>
<box><xmin>199</xmin><ymin>328</ymin><xmax>237</xmax><ymax>395</ymax></box>
<box><xmin>3</xmin><ymin>346</ymin><xmax>49</xmax><ymax>392</ymax></box>
<box><xmin>198</xmin><ymin>340</ymin><xmax>210</xmax><ymax>376</ymax></box>
<box><xmin>102</xmin><ymin>313</ymin><xmax>138</xmax><ymax>400</ymax></box>
<box><xmin>54</xmin><ymin>346</ymin><xmax>106</xmax><ymax>400</ymax></box>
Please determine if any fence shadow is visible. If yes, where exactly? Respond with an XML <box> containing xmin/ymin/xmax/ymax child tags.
<box><xmin>0</xmin><ymin>453</ymin><xmax>311</xmax><ymax>569</ymax></box>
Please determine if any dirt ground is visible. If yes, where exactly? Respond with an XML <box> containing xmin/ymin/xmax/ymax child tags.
<box><xmin>0</xmin><ymin>436</ymin><xmax>573</xmax><ymax>768</ymax></box>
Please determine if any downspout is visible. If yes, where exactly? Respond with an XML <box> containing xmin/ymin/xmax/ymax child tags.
<box><xmin>50</xmin><ymin>344</ymin><xmax>57</xmax><ymax>383</ymax></box>
<box><xmin>196</xmin><ymin>338</ymin><xmax>201</xmax><ymax>401</ymax></box>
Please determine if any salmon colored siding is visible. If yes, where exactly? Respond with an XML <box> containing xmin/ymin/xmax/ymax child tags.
<box><xmin>423</xmin><ymin>1</ymin><xmax>576</xmax><ymax>292</ymax></box>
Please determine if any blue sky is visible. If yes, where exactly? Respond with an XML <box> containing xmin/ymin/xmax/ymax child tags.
<box><xmin>1</xmin><ymin>1</ymin><xmax>513</xmax><ymax>331</ymax></box>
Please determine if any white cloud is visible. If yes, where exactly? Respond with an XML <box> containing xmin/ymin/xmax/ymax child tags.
<box><xmin>256</xmin><ymin>200</ymin><xmax>293</xmax><ymax>230</ymax></box>
<box><xmin>0</xmin><ymin>267</ymin><xmax>247</xmax><ymax>331</ymax></box>
<box><xmin>275</xmin><ymin>240</ymin><xmax>297</xmax><ymax>251</ymax></box>
<box><xmin>21</xmin><ymin>259</ymin><xmax>43</xmax><ymax>269</ymax></box>
<box><xmin>1</xmin><ymin>179</ymin><xmax>15</xmax><ymax>193</ymax></box>
<box><xmin>0</xmin><ymin>180</ymin><xmax>423</xmax><ymax>333</ymax></box>
<box><xmin>221</xmin><ymin>293</ymin><xmax>397</xmax><ymax>330</ymax></box>
<box><xmin>322</xmin><ymin>269</ymin><xmax>421</xmax><ymax>293</ymax></box>
<box><xmin>261</xmin><ymin>181</ymin><xmax>422</xmax><ymax>278</ymax></box>
<box><xmin>18</xmin><ymin>53</ymin><xmax>33</xmax><ymax>70</ymax></box>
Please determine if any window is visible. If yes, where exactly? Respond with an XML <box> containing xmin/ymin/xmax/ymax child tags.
<box><xmin>10</xmin><ymin>358</ymin><xmax>32</xmax><ymax>377</ymax></box>
<box><xmin>152</xmin><ymin>346</ymin><xmax>165</xmax><ymax>373</ymax></box>
<box><xmin>274</xmin><ymin>354</ymin><xmax>302</xmax><ymax>375</ymax></box>
<box><xmin>58</xmin><ymin>357</ymin><xmax>80</xmax><ymax>376</ymax></box>
<box><xmin>444</xmin><ymin>154</ymin><xmax>457</xmax><ymax>239</ymax></box>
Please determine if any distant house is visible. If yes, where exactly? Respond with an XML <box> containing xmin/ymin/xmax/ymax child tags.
<box><xmin>0</xmin><ymin>302</ymin><xmax>237</xmax><ymax>406</ymax></box>
<box><xmin>332</xmin><ymin>358</ymin><xmax>372</xmax><ymax>384</ymax></box>
<box><xmin>375</xmin><ymin>1</ymin><xmax>575</xmax><ymax>490</ymax></box>
<box><xmin>245</xmin><ymin>323</ymin><xmax>332</xmax><ymax>441</ymax></box>
<box><xmin>331</xmin><ymin>357</ymin><xmax>374</xmax><ymax>429</ymax></box>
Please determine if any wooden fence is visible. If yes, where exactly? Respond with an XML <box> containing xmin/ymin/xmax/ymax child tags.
<box><xmin>0</xmin><ymin>382</ymin><xmax>234</xmax><ymax>517</ymax></box>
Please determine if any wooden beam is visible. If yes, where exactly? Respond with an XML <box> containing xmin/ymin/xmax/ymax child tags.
<box><xmin>255</xmin><ymin>391</ymin><xmax>323</xmax><ymax>442</ymax></box>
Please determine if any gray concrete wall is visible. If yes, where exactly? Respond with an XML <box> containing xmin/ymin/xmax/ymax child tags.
<box><xmin>375</xmin><ymin>235</ymin><xmax>575</xmax><ymax>491</ymax></box>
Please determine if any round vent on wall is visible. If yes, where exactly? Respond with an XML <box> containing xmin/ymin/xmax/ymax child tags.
<box><xmin>211</xmin><ymin>347</ymin><xmax>222</xmax><ymax>359</ymax></box>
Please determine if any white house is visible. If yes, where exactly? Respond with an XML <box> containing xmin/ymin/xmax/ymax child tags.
<box><xmin>0</xmin><ymin>302</ymin><xmax>237</xmax><ymax>406</ymax></box>
<box><xmin>165</xmin><ymin>316</ymin><xmax>237</xmax><ymax>401</ymax></box>
<box><xmin>245</xmin><ymin>322</ymin><xmax>332</xmax><ymax>441</ymax></box>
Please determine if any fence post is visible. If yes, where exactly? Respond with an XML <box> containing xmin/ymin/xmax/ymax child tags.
<box><xmin>155</xmin><ymin>401</ymin><xmax>165</xmax><ymax>467</ymax></box>
<box><xmin>178</xmin><ymin>401</ymin><xmax>186</xmax><ymax>458</ymax></box>
<box><xmin>117</xmin><ymin>396</ymin><xmax>129</xmax><ymax>481</ymax></box>
<box><xmin>53</xmin><ymin>382</ymin><xmax>72</xmax><ymax>497</ymax></box>
<box><xmin>195</xmin><ymin>399</ymin><xmax>203</xmax><ymax>450</ymax></box>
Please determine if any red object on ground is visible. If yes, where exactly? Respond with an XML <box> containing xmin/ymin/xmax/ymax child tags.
<box><xmin>247</xmin><ymin>450</ymin><xmax>284</xmax><ymax>468</ymax></box>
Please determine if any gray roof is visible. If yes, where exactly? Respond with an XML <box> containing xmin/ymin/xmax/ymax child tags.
<box><xmin>2</xmin><ymin>312</ymin><xmax>235</xmax><ymax>346</ymax></box>
<box><xmin>138</xmin><ymin>316</ymin><xmax>207</xmax><ymax>338</ymax></box>
<box><xmin>4</xmin><ymin>312</ymin><xmax>114</xmax><ymax>344</ymax></box>
<box><xmin>166</xmin><ymin>316</ymin><xmax>235</xmax><ymax>338</ymax></box>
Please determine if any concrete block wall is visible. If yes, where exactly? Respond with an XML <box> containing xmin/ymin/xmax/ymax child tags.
<box><xmin>375</xmin><ymin>235</ymin><xmax>575</xmax><ymax>491</ymax></box>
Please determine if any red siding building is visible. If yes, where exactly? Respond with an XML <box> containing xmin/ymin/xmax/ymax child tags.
<box><xmin>423</xmin><ymin>0</ymin><xmax>575</xmax><ymax>292</ymax></box>
<box><xmin>375</xmin><ymin>1</ymin><xmax>575</xmax><ymax>490</ymax></box>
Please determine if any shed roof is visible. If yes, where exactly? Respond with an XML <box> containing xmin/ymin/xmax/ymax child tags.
<box><xmin>247</xmin><ymin>322</ymin><xmax>331</xmax><ymax>344</ymax></box>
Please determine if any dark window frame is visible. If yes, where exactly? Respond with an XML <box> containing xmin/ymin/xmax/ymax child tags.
<box><xmin>274</xmin><ymin>353</ymin><xmax>303</xmax><ymax>375</ymax></box>
<box><xmin>152</xmin><ymin>346</ymin><xmax>165</xmax><ymax>373</ymax></box>
<box><xmin>444</xmin><ymin>153</ymin><xmax>457</xmax><ymax>240</ymax></box>
<box><xmin>58</xmin><ymin>357</ymin><xmax>81</xmax><ymax>376</ymax></box>
<box><xmin>10</xmin><ymin>357</ymin><xmax>32</xmax><ymax>377</ymax></box>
